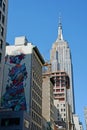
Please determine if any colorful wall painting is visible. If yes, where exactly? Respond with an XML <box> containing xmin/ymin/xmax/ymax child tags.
<box><xmin>1</xmin><ymin>53</ymin><xmax>27</xmax><ymax>111</ymax></box>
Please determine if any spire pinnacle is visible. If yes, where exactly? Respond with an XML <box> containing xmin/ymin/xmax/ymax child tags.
<box><xmin>57</xmin><ymin>15</ymin><xmax>63</xmax><ymax>41</ymax></box>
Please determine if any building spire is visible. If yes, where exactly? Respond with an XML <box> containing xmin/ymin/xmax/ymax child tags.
<box><xmin>57</xmin><ymin>15</ymin><xmax>63</xmax><ymax>41</ymax></box>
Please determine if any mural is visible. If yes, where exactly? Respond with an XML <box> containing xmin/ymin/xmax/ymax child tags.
<box><xmin>1</xmin><ymin>53</ymin><xmax>27</xmax><ymax>111</ymax></box>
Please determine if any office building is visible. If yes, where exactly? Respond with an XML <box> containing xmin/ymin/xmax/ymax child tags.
<box><xmin>50</xmin><ymin>19</ymin><xmax>75</xmax><ymax>113</ymax></box>
<box><xmin>42</xmin><ymin>70</ymin><xmax>54</xmax><ymax>130</ymax></box>
<box><xmin>1</xmin><ymin>36</ymin><xmax>45</xmax><ymax>130</ymax></box>
<box><xmin>0</xmin><ymin>0</ymin><xmax>8</xmax><ymax>98</ymax></box>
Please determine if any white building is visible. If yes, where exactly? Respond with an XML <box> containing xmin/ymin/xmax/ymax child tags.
<box><xmin>73</xmin><ymin>114</ymin><xmax>83</xmax><ymax>130</ymax></box>
<box><xmin>0</xmin><ymin>0</ymin><xmax>8</xmax><ymax>98</ymax></box>
<box><xmin>1</xmin><ymin>36</ymin><xmax>45</xmax><ymax>130</ymax></box>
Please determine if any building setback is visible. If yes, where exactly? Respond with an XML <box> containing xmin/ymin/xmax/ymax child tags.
<box><xmin>0</xmin><ymin>0</ymin><xmax>8</xmax><ymax>99</ymax></box>
<box><xmin>1</xmin><ymin>36</ymin><xmax>45</xmax><ymax>130</ymax></box>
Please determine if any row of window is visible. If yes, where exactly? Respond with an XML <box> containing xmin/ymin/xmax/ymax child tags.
<box><xmin>32</xmin><ymin>100</ymin><xmax>42</xmax><ymax>115</ymax></box>
<box><xmin>58</xmin><ymin>117</ymin><xmax>66</xmax><ymax>122</ymax></box>
<box><xmin>57</xmin><ymin>104</ymin><xmax>65</xmax><ymax>107</ymax></box>
<box><xmin>54</xmin><ymin>93</ymin><xmax>65</xmax><ymax>97</ymax></box>
<box><xmin>33</xmin><ymin>71</ymin><xmax>42</xmax><ymax>87</ymax></box>
<box><xmin>32</xmin><ymin>111</ymin><xmax>41</xmax><ymax>125</ymax></box>
<box><xmin>54</xmin><ymin>81</ymin><xmax>66</xmax><ymax>86</ymax></box>
<box><xmin>32</xmin><ymin>89</ymin><xmax>42</xmax><ymax>106</ymax></box>
<box><xmin>53</xmin><ymin>88</ymin><xmax>64</xmax><ymax>92</ymax></box>
<box><xmin>60</xmin><ymin>108</ymin><xmax>66</xmax><ymax>112</ymax></box>
<box><xmin>33</xmin><ymin>80</ymin><xmax>42</xmax><ymax>97</ymax></box>
<box><xmin>31</xmin><ymin>122</ymin><xmax>41</xmax><ymax>130</ymax></box>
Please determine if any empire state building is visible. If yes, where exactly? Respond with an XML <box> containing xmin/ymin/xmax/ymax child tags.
<box><xmin>50</xmin><ymin>19</ymin><xmax>75</xmax><ymax>113</ymax></box>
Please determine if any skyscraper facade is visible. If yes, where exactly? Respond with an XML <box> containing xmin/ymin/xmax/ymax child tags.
<box><xmin>0</xmin><ymin>0</ymin><xmax>8</xmax><ymax>98</ymax></box>
<box><xmin>50</xmin><ymin>19</ymin><xmax>75</xmax><ymax>113</ymax></box>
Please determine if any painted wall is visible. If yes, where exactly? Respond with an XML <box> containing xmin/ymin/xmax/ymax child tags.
<box><xmin>1</xmin><ymin>44</ymin><xmax>33</xmax><ymax>112</ymax></box>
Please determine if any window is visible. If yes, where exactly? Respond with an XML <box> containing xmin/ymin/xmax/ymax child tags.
<box><xmin>0</xmin><ymin>11</ymin><xmax>1</xmax><ymax>20</ymax></box>
<box><xmin>57</xmin><ymin>104</ymin><xmax>59</xmax><ymax>107</ymax></box>
<box><xmin>1</xmin><ymin>26</ymin><xmax>4</xmax><ymax>36</ymax></box>
<box><xmin>3</xmin><ymin>3</ymin><xmax>5</xmax><ymax>12</ymax></box>
<box><xmin>1</xmin><ymin>118</ymin><xmax>20</xmax><ymax>126</ymax></box>
<box><xmin>0</xmin><ymin>0</ymin><xmax>2</xmax><ymax>7</ymax></box>
<box><xmin>64</xmin><ymin>114</ymin><xmax>66</xmax><ymax>116</ymax></box>
<box><xmin>61</xmin><ymin>89</ymin><xmax>64</xmax><ymax>92</ymax></box>
<box><xmin>56</xmin><ymin>89</ymin><xmax>60</xmax><ymax>92</ymax></box>
<box><xmin>0</xmin><ymin>39</ymin><xmax>3</xmax><ymax>49</ymax></box>
<box><xmin>0</xmin><ymin>53</ymin><xmax>2</xmax><ymax>62</ymax></box>
<box><xmin>61</xmin><ymin>109</ymin><xmax>63</xmax><ymax>111</ymax></box>
<box><xmin>2</xmin><ymin>14</ymin><xmax>5</xmax><ymax>24</ymax></box>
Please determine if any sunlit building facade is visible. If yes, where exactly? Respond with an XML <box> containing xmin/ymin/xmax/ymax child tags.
<box><xmin>42</xmin><ymin>72</ymin><xmax>54</xmax><ymax>130</ymax></box>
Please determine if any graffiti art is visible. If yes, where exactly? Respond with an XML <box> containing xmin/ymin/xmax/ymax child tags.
<box><xmin>1</xmin><ymin>53</ymin><xmax>27</xmax><ymax>111</ymax></box>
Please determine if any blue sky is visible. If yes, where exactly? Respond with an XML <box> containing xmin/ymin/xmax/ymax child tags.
<box><xmin>7</xmin><ymin>0</ymin><xmax>87</xmax><ymax>129</ymax></box>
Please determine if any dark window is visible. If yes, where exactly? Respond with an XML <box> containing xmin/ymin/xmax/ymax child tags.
<box><xmin>0</xmin><ymin>53</ymin><xmax>2</xmax><ymax>62</ymax></box>
<box><xmin>3</xmin><ymin>3</ymin><xmax>5</xmax><ymax>12</ymax></box>
<box><xmin>1</xmin><ymin>26</ymin><xmax>4</xmax><ymax>36</ymax></box>
<box><xmin>0</xmin><ymin>11</ymin><xmax>1</xmax><ymax>20</ymax></box>
<box><xmin>2</xmin><ymin>14</ymin><xmax>5</xmax><ymax>24</ymax></box>
<box><xmin>0</xmin><ymin>0</ymin><xmax>2</xmax><ymax>7</ymax></box>
<box><xmin>1</xmin><ymin>118</ymin><xmax>20</xmax><ymax>126</ymax></box>
<box><xmin>0</xmin><ymin>39</ymin><xmax>3</xmax><ymax>49</ymax></box>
